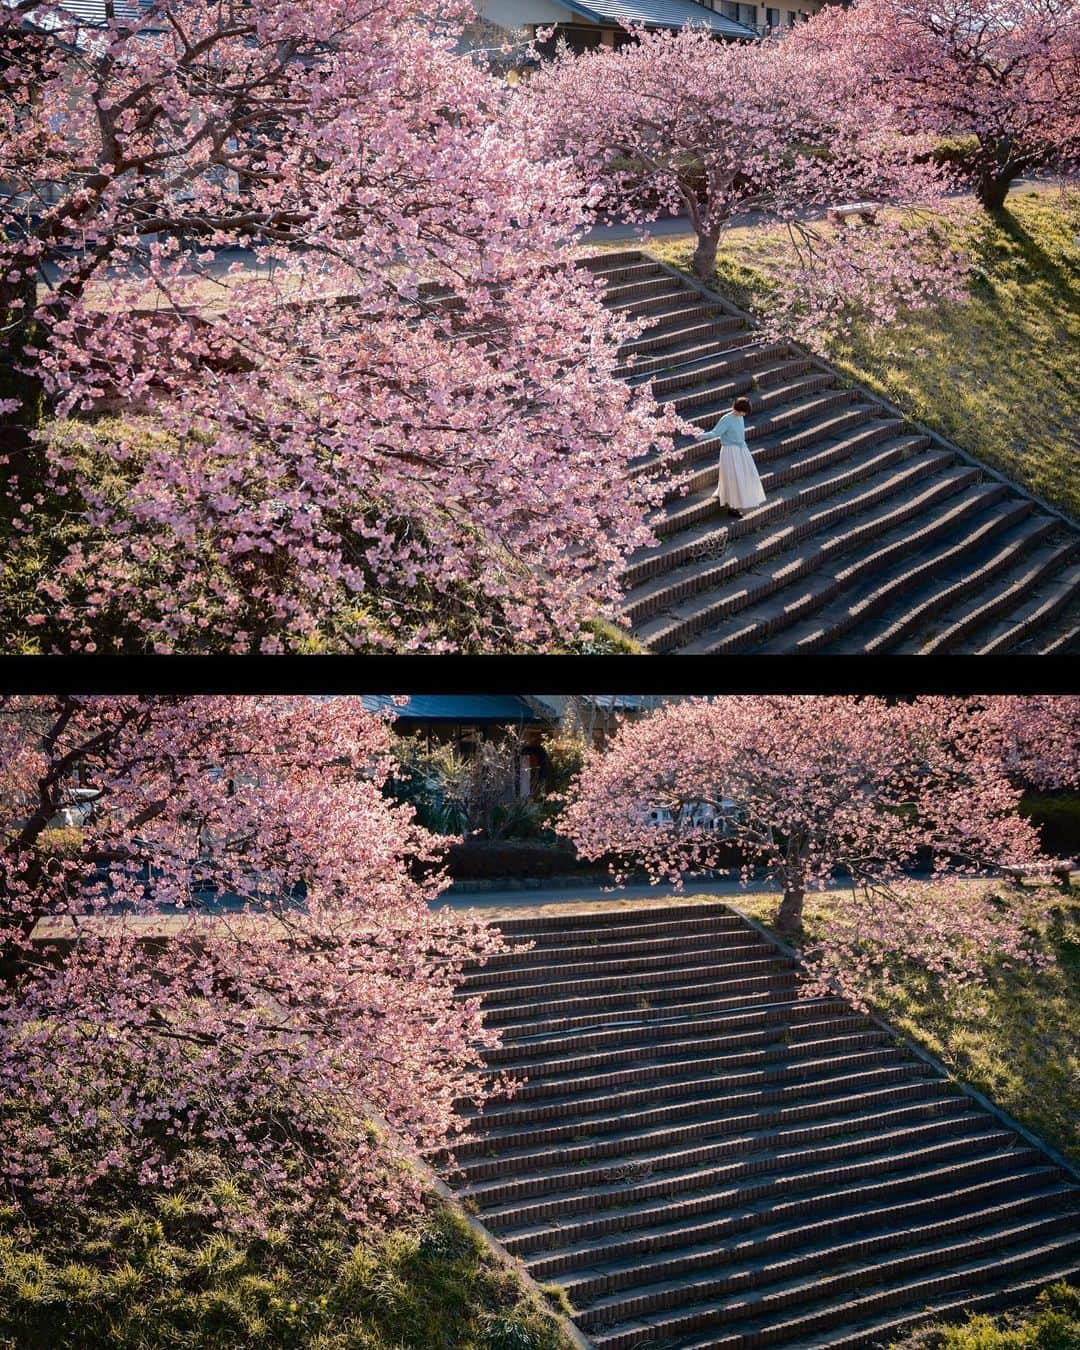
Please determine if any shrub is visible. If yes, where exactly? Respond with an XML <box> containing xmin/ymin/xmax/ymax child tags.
<box><xmin>444</xmin><ymin>840</ymin><xmax>581</xmax><ymax>881</ymax></box>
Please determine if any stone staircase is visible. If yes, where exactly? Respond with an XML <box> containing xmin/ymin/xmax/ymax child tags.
<box><xmin>579</xmin><ymin>251</ymin><xmax>1080</xmax><ymax>655</ymax></box>
<box><xmin>446</xmin><ymin>901</ymin><xmax>1080</xmax><ymax>1350</ymax></box>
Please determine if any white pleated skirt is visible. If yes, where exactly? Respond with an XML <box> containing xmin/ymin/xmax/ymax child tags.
<box><xmin>714</xmin><ymin>443</ymin><xmax>766</xmax><ymax>510</ymax></box>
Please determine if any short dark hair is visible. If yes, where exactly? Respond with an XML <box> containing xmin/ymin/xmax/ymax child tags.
<box><xmin>733</xmin><ymin>396</ymin><xmax>752</xmax><ymax>415</ymax></box>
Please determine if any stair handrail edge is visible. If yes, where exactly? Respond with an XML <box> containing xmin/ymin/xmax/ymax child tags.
<box><xmin>724</xmin><ymin>899</ymin><xmax>1080</xmax><ymax>1188</ymax></box>
<box><xmin>364</xmin><ymin>1101</ymin><xmax>597</xmax><ymax>1350</ymax></box>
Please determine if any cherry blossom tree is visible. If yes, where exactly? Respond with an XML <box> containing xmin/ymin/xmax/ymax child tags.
<box><xmin>560</xmin><ymin>696</ymin><xmax>1059</xmax><ymax>1004</ymax></box>
<box><xmin>0</xmin><ymin>695</ymin><xmax>506</xmax><ymax>1224</ymax></box>
<box><xmin>975</xmin><ymin>694</ymin><xmax>1080</xmax><ymax>790</ymax></box>
<box><xmin>524</xmin><ymin>25</ymin><xmax>969</xmax><ymax>331</ymax></box>
<box><xmin>0</xmin><ymin>0</ymin><xmax>677</xmax><ymax>653</ymax></box>
<box><xmin>810</xmin><ymin>0</ymin><xmax>1080</xmax><ymax>212</ymax></box>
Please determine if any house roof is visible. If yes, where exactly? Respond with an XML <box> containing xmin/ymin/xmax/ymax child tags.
<box><xmin>49</xmin><ymin>0</ymin><xmax>156</xmax><ymax>21</ymax></box>
<box><xmin>359</xmin><ymin>696</ymin><xmax>549</xmax><ymax>725</ymax></box>
<box><xmin>557</xmin><ymin>0</ymin><xmax>757</xmax><ymax>38</ymax></box>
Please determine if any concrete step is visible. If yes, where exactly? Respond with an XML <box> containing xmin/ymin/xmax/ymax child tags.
<box><xmin>603</xmin><ymin>276</ymin><xmax>685</xmax><ymax>306</ymax></box>
<box><xmin>913</xmin><ymin>537</ymin><xmax>1080</xmax><ymax>653</ymax></box>
<box><xmin>480</xmin><ymin>986</ymin><xmax>820</xmax><ymax>1038</ymax></box>
<box><xmin>467</xmin><ymin>1038</ymin><xmax>895</xmax><ymax>1135</ymax></box>
<box><xmin>617</xmin><ymin>314</ymin><xmax>748</xmax><ymax>361</ymax></box>
<box><xmin>577</xmin><ymin>1188</ymin><xmax>1077</xmax><ymax>1334</ymax></box>
<box><xmin>763</xmin><ymin>499</ymin><xmax>1046</xmax><ymax>655</ymax></box>
<box><xmin>585</xmin><ymin>260</ymin><xmax>664</xmax><ymax>287</ymax></box>
<box><xmin>777</xmin><ymin>1252</ymin><xmax>1080</xmax><ymax>1350</ymax></box>
<box><xmin>666</xmin><ymin>1224</ymin><xmax>1080</xmax><ymax>1350</ymax></box>
<box><xmin>458</xmin><ymin>1048</ymin><xmax>919</xmax><ymax>1174</ymax></box>
<box><xmin>619</xmin><ymin>331</ymin><xmax>764</xmax><ymax>382</ymax></box>
<box><xmin>477</xmin><ymin>1020</ymin><xmax>880</xmax><ymax>1096</ymax></box>
<box><xmin>490</xmin><ymin>994</ymin><xmax>850</xmax><ymax>1048</ymax></box>
<box><xmin>578</xmin><ymin>249</ymin><xmax>647</xmax><ymax>273</ymax></box>
<box><xmin>491</xmin><ymin>1118</ymin><xmax>1019</xmax><ymax>1252</ymax></box>
<box><xmin>466</xmin><ymin>936</ymin><xmax>771</xmax><ymax>981</ymax></box>
<box><xmin>968</xmin><ymin>559</ymin><xmax>1080</xmax><ymax>654</ymax></box>
<box><xmin>450</xmin><ymin>898</ymin><xmax>1080</xmax><ymax>1350</ymax></box>
<box><xmin>470</xmin><ymin>1083</ymin><xmax>980</xmax><ymax>1223</ymax></box>
<box><xmin>680</xmin><ymin>374</ymin><xmax>841</xmax><ymax>435</ymax></box>
<box><xmin>627</xmin><ymin>436</ymin><xmax>934</xmax><ymax>624</ymax></box>
<box><xmin>488</xmin><ymin>913</ymin><xmax>759</xmax><ymax>953</ymax></box>
<box><xmin>462</xmin><ymin>953</ymin><xmax>796</xmax><ymax>1006</ymax></box>
<box><xmin>651</xmin><ymin>343</ymin><xmax>794</xmax><ymax>399</ymax></box>
<box><xmin>518</xmin><ymin>1096</ymin><xmax>982</xmax><ymax>1274</ymax></box>
<box><xmin>1029</xmin><ymin>623</ymin><xmax>1080</xmax><ymax>653</ymax></box>
<box><xmin>605</xmin><ymin>290</ymin><xmax>728</xmax><ymax>323</ymax></box>
<box><xmin>660</xmin><ymin>355</ymin><xmax>812</xmax><ymax>417</ymax></box>
<box><xmin>640</xmin><ymin>466</ymin><xmax>986</xmax><ymax>653</ymax></box>
<box><xmin>492</xmin><ymin>901</ymin><xmax>741</xmax><ymax>936</ymax></box>
<box><xmin>549</xmin><ymin>1164</ymin><xmax>1063</xmax><ymax>1297</ymax></box>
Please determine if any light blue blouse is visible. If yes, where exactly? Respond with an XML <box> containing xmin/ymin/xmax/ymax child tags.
<box><xmin>711</xmin><ymin>411</ymin><xmax>748</xmax><ymax>450</ymax></box>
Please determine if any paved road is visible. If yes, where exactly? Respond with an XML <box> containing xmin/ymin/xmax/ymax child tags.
<box><xmin>577</xmin><ymin>176</ymin><xmax>1063</xmax><ymax>244</ymax></box>
<box><xmin>433</xmin><ymin>872</ymin><xmax>868</xmax><ymax>912</ymax></box>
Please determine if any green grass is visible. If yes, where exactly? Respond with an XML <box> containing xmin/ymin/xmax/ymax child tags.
<box><xmin>645</xmin><ymin>188</ymin><xmax>1080</xmax><ymax>522</ymax></box>
<box><xmin>892</xmin><ymin>1282</ymin><xmax>1080</xmax><ymax>1350</ymax></box>
<box><xmin>0</xmin><ymin>1182</ymin><xmax>572</xmax><ymax>1350</ymax></box>
<box><xmin>706</xmin><ymin>883</ymin><xmax>1080</xmax><ymax>1167</ymax></box>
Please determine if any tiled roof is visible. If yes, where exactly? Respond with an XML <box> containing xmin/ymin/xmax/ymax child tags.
<box><xmin>559</xmin><ymin>0</ymin><xmax>757</xmax><ymax>38</ymax></box>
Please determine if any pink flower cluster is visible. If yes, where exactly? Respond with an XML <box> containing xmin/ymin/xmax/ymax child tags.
<box><xmin>560</xmin><ymin>696</ymin><xmax>1079</xmax><ymax>1007</ymax></box>
<box><xmin>2</xmin><ymin>0</ymin><xmax>679</xmax><ymax>651</ymax></box>
<box><xmin>523</xmin><ymin>23</ymin><xmax>973</xmax><ymax>338</ymax></box>
<box><xmin>0</xmin><ymin>696</ymin><xmax>507</xmax><ymax>1223</ymax></box>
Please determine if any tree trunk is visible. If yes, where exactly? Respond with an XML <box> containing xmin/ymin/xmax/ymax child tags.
<box><xmin>0</xmin><ymin>268</ymin><xmax>46</xmax><ymax>434</ymax></box>
<box><xmin>691</xmin><ymin>231</ymin><xmax>720</xmax><ymax>281</ymax></box>
<box><xmin>775</xmin><ymin>884</ymin><xmax>805</xmax><ymax>938</ymax></box>
<box><xmin>975</xmin><ymin>169</ymin><xmax>1015</xmax><ymax>213</ymax></box>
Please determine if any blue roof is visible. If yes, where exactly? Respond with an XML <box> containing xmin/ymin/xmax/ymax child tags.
<box><xmin>360</xmin><ymin>696</ymin><xmax>548</xmax><ymax>724</ymax></box>
<box><xmin>559</xmin><ymin>0</ymin><xmax>757</xmax><ymax>38</ymax></box>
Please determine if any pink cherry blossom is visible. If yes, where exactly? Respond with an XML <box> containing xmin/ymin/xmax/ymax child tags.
<box><xmin>523</xmin><ymin>24</ymin><xmax>972</xmax><ymax>338</ymax></box>
<box><xmin>560</xmin><ymin>696</ymin><xmax>1070</xmax><ymax>1007</ymax></box>
<box><xmin>0</xmin><ymin>695</ymin><xmax>509</xmax><ymax>1225</ymax></box>
<box><xmin>1</xmin><ymin>1</ymin><xmax>679</xmax><ymax>652</ymax></box>
<box><xmin>802</xmin><ymin>0</ymin><xmax>1080</xmax><ymax>211</ymax></box>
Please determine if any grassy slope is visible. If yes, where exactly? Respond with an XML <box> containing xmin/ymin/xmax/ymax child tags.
<box><xmin>703</xmin><ymin>884</ymin><xmax>1080</xmax><ymax>1167</ymax></box>
<box><xmin>643</xmin><ymin>188</ymin><xmax>1080</xmax><ymax>522</ymax></box>
<box><xmin>895</xmin><ymin>1284</ymin><xmax>1080</xmax><ymax>1350</ymax></box>
<box><xmin>0</xmin><ymin>1187</ymin><xmax>571</xmax><ymax>1350</ymax></box>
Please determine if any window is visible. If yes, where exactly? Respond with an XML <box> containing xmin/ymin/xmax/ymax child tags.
<box><xmin>766</xmin><ymin>7</ymin><xmax>780</xmax><ymax>23</ymax></box>
<box><xmin>787</xmin><ymin>9</ymin><xmax>797</xmax><ymax>20</ymax></box>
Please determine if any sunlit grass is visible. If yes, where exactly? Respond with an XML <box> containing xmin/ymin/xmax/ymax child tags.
<box><xmin>0</xmin><ymin>1187</ymin><xmax>570</xmax><ymax>1350</ymax></box>
<box><xmin>634</xmin><ymin>188</ymin><xmax>1080</xmax><ymax>521</ymax></box>
<box><xmin>713</xmin><ymin>883</ymin><xmax>1080</xmax><ymax>1167</ymax></box>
